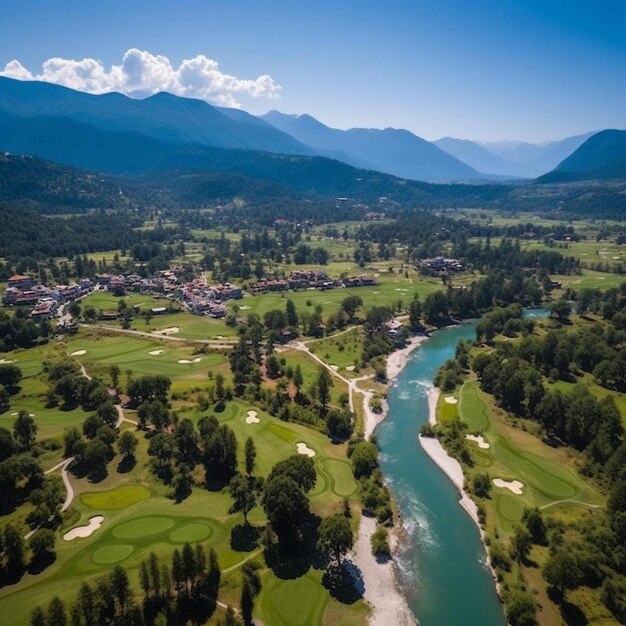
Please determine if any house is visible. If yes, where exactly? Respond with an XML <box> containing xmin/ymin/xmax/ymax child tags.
<box><xmin>8</xmin><ymin>274</ymin><xmax>33</xmax><ymax>290</ymax></box>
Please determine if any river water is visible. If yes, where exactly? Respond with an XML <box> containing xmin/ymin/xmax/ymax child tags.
<box><xmin>376</xmin><ymin>322</ymin><xmax>506</xmax><ymax>626</ymax></box>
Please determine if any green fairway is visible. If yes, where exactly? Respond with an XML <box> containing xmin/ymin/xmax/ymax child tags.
<box><xmin>258</xmin><ymin>570</ymin><xmax>328</xmax><ymax>626</ymax></box>
<box><xmin>81</xmin><ymin>291</ymin><xmax>173</xmax><ymax>313</ymax></box>
<box><xmin>64</xmin><ymin>331</ymin><xmax>231</xmax><ymax>394</ymax></box>
<box><xmin>229</xmin><ymin>274</ymin><xmax>441</xmax><ymax>321</ymax></box>
<box><xmin>458</xmin><ymin>381</ymin><xmax>602</xmax><ymax>534</ymax></box>
<box><xmin>81</xmin><ymin>485</ymin><xmax>151</xmax><ymax>510</ymax></box>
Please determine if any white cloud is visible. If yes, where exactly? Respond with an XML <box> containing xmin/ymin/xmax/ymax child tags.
<box><xmin>0</xmin><ymin>49</ymin><xmax>281</xmax><ymax>107</ymax></box>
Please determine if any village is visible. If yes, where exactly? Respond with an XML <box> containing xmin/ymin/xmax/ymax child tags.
<box><xmin>1</xmin><ymin>266</ymin><xmax>380</xmax><ymax>323</ymax></box>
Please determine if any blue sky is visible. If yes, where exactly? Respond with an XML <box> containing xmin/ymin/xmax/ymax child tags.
<box><xmin>1</xmin><ymin>0</ymin><xmax>624</xmax><ymax>141</ymax></box>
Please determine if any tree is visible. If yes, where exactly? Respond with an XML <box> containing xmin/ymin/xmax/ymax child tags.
<box><xmin>68</xmin><ymin>302</ymin><xmax>81</xmax><ymax>319</ymax></box>
<box><xmin>241</xmin><ymin>579</ymin><xmax>254</xmax><ymax>626</ymax></box>
<box><xmin>316</xmin><ymin>366</ymin><xmax>333</xmax><ymax>414</ymax></box>
<box><xmin>110</xmin><ymin>565</ymin><xmax>130</xmax><ymax>614</ymax></box>
<box><xmin>341</xmin><ymin>295</ymin><xmax>363</xmax><ymax>321</ymax></box>
<box><xmin>408</xmin><ymin>297</ymin><xmax>423</xmax><ymax>330</ymax></box>
<box><xmin>267</xmin><ymin>455</ymin><xmax>316</xmax><ymax>492</ymax></box>
<box><xmin>543</xmin><ymin>551</ymin><xmax>584</xmax><ymax>594</ymax></box>
<box><xmin>509</xmin><ymin>525</ymin><xmax>532</xmax><ymax>563</ymax></box>
<box><xmin>118</xmin><ymin>430</ymin><xmax>138</xmax><ymax>458</ymax></box>
<box><xmin>30</xmin><ymin>607</ymin><xmax>46</xmax><ymax>626</ymax></box>
<box><xmin>370</xmin><ymin>525</ymin><xmax>391</xmax><ymax>558</ymax></box>
<box><xmin>316</xmin><ymin>514</ymin><xmax>354</xmax><ymax>567</ymax></box>
<box><xmin>522</xmin><ymin>507</ymin><xmax>546</xmax><ymax>544</ymax></box>
<box><xmin>549</xmin><ymin>299</ymin><xmax>571</xmax><ymax>321</ymax></box>
<box><xmin>14</xmin><ymin>410</ymin><xmax>37</xmax><ymax>450</ymax></box>
<box><xmin>219</xmin><ymin>606</ymin><xmax>243</xmax><ymax>626</ymax></box>
<box><xmin>472</xmin><ymin>473</ymin><xmax>491</xmax><ymax>498</ymax></box>
<box><xmin>0</xmin><ymin>426</ymin><xmax>16</xmax><ymax>461</ymax></box>
<box><xmin>46</xmin><ymin>597</ymin><xmax>68</xmax><ymax>626</ymax></box>
<box><xmin>109</xmin><ymin>365</ymin><xmax>121</xmax><ymax>390</ymax></box>
<box><xmin>77</xmin><ymin>582</ymin><xmax>96</xmax><ymax>625</ymax></box>
<box><xmin>0</xmin><ymin>364</ymin><xmax>22</xmax><ymax>388</ymax></box>
<box><xmin>245</xmin><ymin>437</ymin><xmax>256</xmax><ymax>475</ymax></box>
<box><xmin>505</xmin><ymin>588</ymin><xmax>538</xmax><ymax>626</ymax></box>
<box><xmin>229</xmin><ymin>474</ymin><xmax>260</xmax><ymax>526</ymax></box>
<box><xmin>30</xmin><ymin>529</ymin><xmax>56</xmax><ymax>563</ymax></box>
<box><xmin>262</xmin><ymin>475</ymin><xmax>309</xmax><ymax>540</ymax></box>
<box><xmin>285</xmin><ymin>299</ymin><xmax>298</xmax><ymax>327</ymax></box>
<box><xmin>350</xmin><ymin>441</ymin><xmax>378</xmax><ymax>478</ymax></box>
<box><xmin>82</xmin><ymin>438</ymin><xmax>112</xmax><ymax>476</ymax></box>
<box><xmin>3</xmin><ymin>522</ymin><xmax>25</xmax><ymax>579</ymax></box>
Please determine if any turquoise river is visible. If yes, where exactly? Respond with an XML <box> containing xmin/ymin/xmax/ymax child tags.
<box><xmin>377</xmin><ymin>322</ymin><xmax>504</xmax><ymax>626</ymax></box>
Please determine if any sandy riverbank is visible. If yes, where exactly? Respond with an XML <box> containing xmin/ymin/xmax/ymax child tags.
<box><xmin>419</xmin><ymin>386</ymin><xmax>502</xmax><ymax>594</ymax></box>
<box><xmin>419</xmin><ymin>388</ymin><xmax>480</xmax><ymax>524</ymax></box>
<box><xmin>362</xmin><ymin>335</ymin><xmax>429</xmax><ymax>440</ymax></box>
<box><xmin>387</xmin><ymin>335</ymin><xmax>429</xmax><ymax>382</ymax></box>
<box><xmin>351</xmin><ymin>515</ymin><xmax>416</xmax><ymax>626</ymax></box>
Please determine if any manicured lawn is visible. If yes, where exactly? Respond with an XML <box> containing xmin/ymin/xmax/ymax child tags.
<box><xmin>307</xmin><ymin>328</ymin><xmax>366</xmax><ymax>374</ymax></box>
<box><xmin>457</xmin><ymin>381</ymin><xmax>602</xmax><ymax>534</ymax></box>
<box><xmin>0</xmin><ymin>394</ymin><xmax>362</xmax><ymax>625</ymax></box>
<box><xmin>81</xmin><ymin>291</ymin><xmax>173</xmax><ymax>312</ymax></box>
<box><xmin>230</xmin><ymin>275</ymin><xmax>441</xmax><ymax>321</ymax></box>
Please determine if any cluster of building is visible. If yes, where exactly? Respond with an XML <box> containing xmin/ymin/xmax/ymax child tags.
<box><xmin>250</xmin><ymin>270</ymin><xmax>377</xmax><ymax>294</ymax></box>
<box><xmin>179</xmin><ymin>279</ymin><xmax>242</xmax><ymax>318</ymax></box>
<box><xmin>419</xmin><ymin>257</ymin><xmax>465</xmax><ymax>273</ymax></box>
<box><xmin>3</xmin><ymin>274</ymin><xmax>94</xmax><ymax>321</ymax></box>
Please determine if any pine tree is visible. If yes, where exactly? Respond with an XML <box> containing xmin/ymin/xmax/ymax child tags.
<box><xmin>245</xmin><ymin>437</ymin><xmax>256</xmax><ymax>475</ymax></box>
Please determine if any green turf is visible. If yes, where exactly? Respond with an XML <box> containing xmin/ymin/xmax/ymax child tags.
<box><xmin>457</xmin><ymin>381</ymin><xmax>602</xmax><ymax>534</ymax></box>
<box><xmin>112</xmin><ymin>516</ymin><xmax>176</xmax><ymax>540</ymax></box>
<box><xmin>92</xmin><ymin>544</ymin><xmax>134</xmax><ymax>565</ymax></box>
<box><xmin>169</xmin><ymin>523</ymin><xmax>214</xmax><ymax>543</ymax></box>
<box><xmin>81</xmin><ymin>485</ymin><xmax>151</xmax><ymax>510</ymax></box>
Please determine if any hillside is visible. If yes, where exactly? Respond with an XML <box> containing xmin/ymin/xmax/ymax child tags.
<box><xmin>537</xmin><ymin>129</ymin><xmax>626</xmax><ymax>182</ymax></box>
<box><xmin>0</xmin><ymin>152</ymin><xmax>134</xmax><ymax>212</ymax></box>
<box><xmin>261</xmin><ymin>110</ymin><xmax>484</xmax><ymax>181</ymax></box>
<box><xmin>0</xmin><ymin>77</ymin><xmax>314</xmax><ymax>155</ymax></box>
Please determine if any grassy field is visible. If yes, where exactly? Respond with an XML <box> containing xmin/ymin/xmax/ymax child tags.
<box><xmin>0</xmin><ymin>397</ymin><xmax>365</xmax><ymax>625</ymax></box>
<box><xmin>307</xmin><ymin>328</ymin><xmax>367</xmax><ymax>376</ymax></box>
<box><xmin>81</xmin><ymin>291</ymin><xmax>174</xmax><ymax>313</ymax></box>
<box><xmin>230</xmin><ymin>274</ymin><xmax>441</xmax><ymax>321</ymax></box>
<box><xmin>455</xmin><ymin>381</ymin><xmax>602</xmax><ymax>535</ymax></box>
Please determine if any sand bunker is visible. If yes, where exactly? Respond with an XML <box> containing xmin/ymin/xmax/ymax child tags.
<box><xmin>444</xmin><ymin>396</ymin><xmax>458</xmax><ymax>404</ymax></box>
<box><xmin>465</xmin><ymin>434</ymin><xmax>490</xmax><ymax>449</ymax></box>
<box><xmin>345</xmin><ymin>365</ymin><xmax>355</xmax><ymax>372</ymax></box>
<box><xmin>296</xmin><ymin>442</ymin><xmax>315</xmax><ymax>457</ymax></box>
<box><xmin>0</xmin><ymin>359</ymin><xmax>16</xmax><ymax>364</ymax></box>
<box><xmin>239</xmin><ymin>305</ymin><xmax>251</xmax><ymax>310</ymax></box>
<box><xmin>70</xmin><ymin>350</ymin><xmax>87</xmax><ymax>356</ymax></box>
<box><xmin>148</xmin><ymin>349</ymin><xmax>165</xmax><ymax>356</ymax></box>
<box><xmin>246</xmin><ymin>410</ymin><xmax>260</xmax><ymax>424</ymax></box>
<box><xmin>10</xmin><ymin>412</ymin><xmax>18</xmax><ymax>416</ymax></box>
<box><xmin>493</xmin><ymin>478</ymin><xmax>524</xmax><ymax>494</ymax></box>
<box><xmin>63</xmin><ymin>515</ymin><xmax>104</xmax><ymax>541</ymax></box>
<box><xmin>178</xmin><ymin>357</ymin><xmax>202</xmax><ymax>364</ymax></box>
<box><xmin>154</xmin><ymin>327</ymin><xmax>180</xmax><ymax>335</ymax></box>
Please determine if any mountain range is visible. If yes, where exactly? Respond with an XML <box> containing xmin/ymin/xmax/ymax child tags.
<box><xmin>260</xmin><ymin>110</ymin><xmax>484</xmax><ymax>181</ymax></box>
<box><xmin>0</xmin><ymin>76</ymin><xmax>624</xmax><ymax>191</ymax></box>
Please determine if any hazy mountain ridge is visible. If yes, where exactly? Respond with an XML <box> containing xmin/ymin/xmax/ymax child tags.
<box><xmin>261</xmin><ymin>110</ymin><xmax>484</xmax><ymax>181</ymax></box>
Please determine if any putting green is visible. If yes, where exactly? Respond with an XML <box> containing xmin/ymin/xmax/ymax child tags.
<box><xmin>495</xmin><ymin>494</ymin><xmax>526</xmax><ymax>525</ymax></box>
<box><xmin>81</xmin><ymin>485</ymin><xmax>151</xmax><ymax>510</ymax></box>
<box><xmin>321</xmin><ymin>458</ymin><xmax>357</xmax><ymax>497</ymax></box>
<box><xmin>112</xmin><ymin>516</ymin><xmax>175</xmax><ymax>540</ymax></box>
<box><xmin>92</xmin><ymin>544</ymin><xmax>134</xmax><ymax>565</ymax></box>
<box><xmin>260</xmin><ymin>572</ymin><xmax>327</xmax><ymax>626</ymax></box>
<box><xmin>169</xmin><ymin>523</ymin><xmax>213</xmax><ymax>543</ymax></box>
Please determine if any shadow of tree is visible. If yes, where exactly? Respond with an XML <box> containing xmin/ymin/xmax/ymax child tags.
<box><xmin>322</xmin><ymin>561</ymin><xmax>364</xmax><ymax>604</ymax></box>
<box><xmin>117</xmin><ymin>455</ymin><xmax>136</xmax><ymax>474</ymax></box>
<box><xmin>230</xmin><ymin>524</ymin><xmax>262</xmax><ymax>552</ymax></box>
